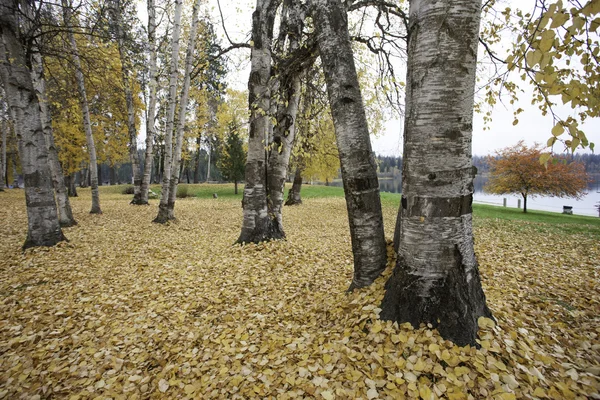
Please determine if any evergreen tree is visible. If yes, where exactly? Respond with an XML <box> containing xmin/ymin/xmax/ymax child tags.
<box><xmin>218</xmin><ymin>121</ymin><xmax>246</xmax><ymax>194</ymax></box>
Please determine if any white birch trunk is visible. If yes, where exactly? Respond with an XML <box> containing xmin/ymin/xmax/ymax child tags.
<box><xmin>311</xmin><ymin>0</ymin><xmax>387</xmax><ymax>289</ymax></box>
<box><xmin>0</xmin><ymin>1</ymin><xmax>66</xmax><ymax>248</ymax></box>
<box><xmin>0</xmin><ymin>118</ymin><xmax>6</xmax><ymax>191</ymax></box>
<box><xmin>167</xmin><ymin>0</ymin><xmax>202</xmax><ymax>219</ymax></box>
<box><xmin>153</xmin><ymin>0</ymin><xmax>182</xmax><ymax>223</ymax></box>
<box><xmin>31</xmin><ymin>49</ymin><xmax>77</xmax><ymax>226</ymax></box>
<box><xmin>140</xmin><ymin>0</ymin><xmax>158</xmax><ymax>204</ymax></box>
<box><xmin>266</xmin><ymin>0</ymin><xmax>304</xmax><ymax>237</ymax></box>
<box><xmin>62</xmin><ymin>0</ymin><xmax>101</xmax><ymax>214</ymax></box>
<box><xmin>113</xmin><ymin>0</ymin><xmax>142</xmax><ymax>204</ymax></box>
<box><xmin>381</xmin><ymin>0</ymin><xmax>492</xmax><ymax>346</ymax></box>
<box><xmin>237</xmin><ymin>0</ymin><xmax>281</xmax><ymax>243</ymax></box>
<box><xmin>206</xmin><ymin>143</ymin><xmax>211</xmax><ymax>182</ymax></box>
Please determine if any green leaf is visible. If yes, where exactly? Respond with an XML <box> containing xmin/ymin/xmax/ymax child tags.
<box><xmin>551</xmin><ymin>123</ymin><xmax>564</xmax><ymax>137</ymax></box>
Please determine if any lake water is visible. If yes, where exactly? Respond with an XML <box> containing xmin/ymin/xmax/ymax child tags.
<box><xmin>324</xmin><ymin>175</ymin><xmax>600</xmax><ymax>217</ymax></box>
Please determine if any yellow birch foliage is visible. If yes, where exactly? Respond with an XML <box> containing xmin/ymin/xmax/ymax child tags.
<box><xmin>481</xmin><ymin>0</ymin><xmax>600</xmax><ymax>152</ymax></box>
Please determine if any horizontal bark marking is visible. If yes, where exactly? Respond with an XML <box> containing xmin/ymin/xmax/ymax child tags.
<box><xmin>407</xmin><ymin>194</ymin><xmax>472</xmax><ymax>218</ymax></box>
<box><xmin>345</xmin><ymin>175</ymin><xmax>379</xmax><ymax>192</ymax></box>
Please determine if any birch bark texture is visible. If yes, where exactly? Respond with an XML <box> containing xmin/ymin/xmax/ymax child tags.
<box><xmin>31</xmin><ymin>49</ymin><xmax>77</xmax><ymax>226</ymax></box>
<box><xmin>167</xmin><ymin>0</ymin><xmax>202</xmax><ymax>220</ymax></box>
<box><xmin>112</xmin><ymin>0</ymin><xmax>142</xmax><ymax>204</ymax></box>
<box><xmin>311</xmin><ymin>0</ymin><xmax>387</xmax><ymax>289</ymax></box>
<box><xmin>0</xmin><ymin>117</ymin><xmax>6</xmax><ymax>191</ymax></box>
<box><xmin>237</xmin><ymin>0</ymin><xmax>281</xmax><ymax>243</ymax></box>
<box><xmin>381</xmin><ymin>0</ymin><xmax>492</xmax><ymax>346</ymax></box>
<box><xmin>266</xmin><ymin>0</ymin><xmax>304</xmax><ymax>237</ymax></box>
<box><xmin>0</xmin><ymin>0</ymin><xmax>66</xmax><ymax>248</ymax></box>
<box><xmin>140</xmin><ymin>0</ymin><xmax>158</xmax><ymax>204</ymax></box>
<box><xmin>62</xmin><ymin>0</ymin><xmax>101</xmax><ymax>214</ymax></box>
<box><xmin>285</xmin><ymin>166</ymin><xmax>303</xmax><ymax>205</ymax></box>
<box><xmin>154</xmin><ymin>0</ymin><xmax>182</xmax><ymax>223</ymax></box>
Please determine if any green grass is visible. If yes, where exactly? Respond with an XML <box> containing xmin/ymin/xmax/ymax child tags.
<box><xmin>102</xmin><ymin>183</ymin><xmax>599</xmax><ymax>235</ymax></box>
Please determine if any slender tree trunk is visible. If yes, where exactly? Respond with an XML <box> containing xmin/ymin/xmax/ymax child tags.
<box><xmin>30</xmin><ymin>46</ymin><xmax>76</xmax><ymax>226</ymax></box>
<box><xmin>285</xmin><ymin>165</ymin><xmax>303</xmax><ymax>205</ymax></box>
<box><xmin>167</xmin><ymin>0</ymin><xmax>202</xmax><ymax>220</ymax></box>
<box><xmin>266</xmin><ymin>0</ymin><xmax>304</xmax><ymax>238</ymax></box>
<box><xmin>0</xmin><ymin>2</ymin><xmax>66</xmax><ymax>248</ymax></box>
<box><xmin>140</xmin><ymin>0</ymin><xmax>158</xmax><ymax>204</ymax></box>
<box><xmin>66</xmin><ymin>173</ymin><xmax>78</xmax><ymax>197</ymax></box>
<box><xmin>194</xmin><ymin>135</ymin><xmax>201</xmax><ymax>183</ymax></box>
<box><xmin>234</xmin><ymin>180</ymin><xmax>238</xmax><ymax>195</ymax></box>
<box><xmin>0</xmin><ymin>118</ymin><xmax>6</xmax><ymax>191</ymax></box>
<box><xmin>523</xmin><ymin>194</ymin><xmax>527</xmax><ymax>213</ymax></box>
<box><xmin>112</xmin><ymin>0</ymin><xmax>142</xmax><ymax>203</ymax></box>
<box><xmin>62</xmin><ymin>0</ymin><xmax>101</xmax><ymax>214</ymax></box>
<box><xmin>153</xmin><ymin>0</ymin><xmax>182</xmax><ymax>223</ymax></box>
<box><xmin>381</xmin><ymin>0</ymin><xmax>492</xmax><ymax>347</ymax></box>
<box><xmin>11</xmin><ymin>156</ymin><xmax>18</xmax><ymax>187</ymax></box>
<box><xmin>311</xmin><ymin>0</ymin><xmax>387</xmax><ymax>289</ymax></box>
<box><xmin>206</xmin><ymin>142</ymin><xmax>211</xmax><ymax>182</ymax></box>
<box><xmin>237</xmin><ymin>0</ymin><xmax>282</xmax><ymax>243</ymax></box>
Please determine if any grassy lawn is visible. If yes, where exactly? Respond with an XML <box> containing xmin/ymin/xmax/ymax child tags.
<box><xmin>113</xmin><ymin>182</ymin><xmax>600</xmax><ymax>235</ymax></box>
<box><xmin>1</xmin><ymin>185</ymin><xmax>598</xmax><ymax>399</ymax></box>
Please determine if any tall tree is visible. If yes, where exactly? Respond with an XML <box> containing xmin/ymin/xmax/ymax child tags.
<box><xmin>111</xmin><ymin>0</ymin><xmax>142</xmax><ymax>204</ymax></box>
<box><xmin>218</xmin><ymin>120</ymin><xmax>246</xmax><ymax>194</ymax></box>
<box><xmin>153</xmin><ymin>0</ymin><xmax>182</xmax><ymax>223</ymax></box>
<box><xmin>166</xmin><ymin>0</ymin><xmax>202</xmax><ymax>220</ymax></box>
<box><xmin>485</xmin><ymin>141</ymin><xmax>589</xmax><ymax>213</ymax></box>
<box><xmin>265</xmin><ymin>0</ymin><xmax>306</xmax><ymax>238</ymax></box>
<box><xmin>31</xmin><ymin>48</ymin><xmax>77</xmax><ymax>226</ymax></box>
<box><xmin>237</xmin><ymin>0</ymin><xmax>282</xmax><ymax>243</ymax></box>
<box><xmin>0</xmin><ymin>0</ymin><xmax>66</xmax><ymax>248</ymax></box>
<box><xmin>0</xmin><ymin>114</ymin><xmax>6</xmax><ymax>192</ymax></box>
<box><xmin>381</xmin><ymin>0</ymin><xmax>492</xmax><ymax>346</ymax></box>
<box><xmin>62</xmin><ymin>0</ymin><xmax>101</xmax><ymax>214</ymax></box>
<box><xmin>140</xmin><ymin>0</ymin><xmax>158</xmax><ymax>204</ymax></box>
<box><xmin>310</xmin><ymin>0</ymin><xmax>387</xmax><ymax>290</ymax></box>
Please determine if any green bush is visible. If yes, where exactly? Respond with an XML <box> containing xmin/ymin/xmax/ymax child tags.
<box><xmin>122</xmin><ymin>186</ymin><xmax>134</xmax><ymax>195</ymax></box>
<box><xmin>176</xmin><ymin>185</ymin><xmax>191</xmax><ymax>198</ymax></box>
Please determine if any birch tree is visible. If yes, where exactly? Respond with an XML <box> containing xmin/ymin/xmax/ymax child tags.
<box><xmin>237</xmin><ymin>0</ymin><xmax>282</xmax><ymax>243</ymax></box>
<box><xmin>111</xmin><ymin>0</ymin><xmax>142</xmax><ymax>204</ymax></box>
<box><xmin>310</xmin><ymin>0</ymin><xmax>387</xmax><ymax>289</ymax></box>
<box><xmin>153</xmin><ymin>0</ymin><xmax>182</xmax><ymax>223</ymax></box>
<box><xmin>0</xmin><ymin>0</ymin><xmax>66</xmax><ymax>248</ymax></box>
<box><xmin>31</xmin><ymin>49</ymin><xmax>77</xmax><ymax>226</ymax></box>
<box><xmin>166</xmin><ymin>0</ymin><xmax>202</xmax><ymax>220</ymax></box>
<box><xmin>265</xmin><ymin>0</ymin><xmax>306</xmax><ymax>237</ymax></box>
<box><xmin>140</xmin><ymin>0</ymin><xmax>158</xmax><ymax>204</ymax></box>
<box><xmin>0</xmin><ymin>105</ymin><xmax>6</xmax><ymax>192</ymax></box>
<box><xmin>62</xmin><ymin>0</ymin><xmax>101</xmax><ymax>214</ymax></box>
<box><xmin>380</xmin><ymin>0</ymin><xmax>492</xmax><ymax>346</ymax></box>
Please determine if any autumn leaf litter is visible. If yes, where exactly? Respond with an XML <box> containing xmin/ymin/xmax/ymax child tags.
<box><xmin>0</xmin><ymin>189</ymin><xmax>598</xmax><ymax>399</ymax></box>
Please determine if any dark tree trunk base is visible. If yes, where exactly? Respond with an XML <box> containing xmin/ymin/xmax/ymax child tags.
<box><xmin>381</xmin><ymin>246</ymin><xmax>493</xmax><ymax>347</ymax></box>
<box><xmin>23</xmin><ymin>230</ymin><xmax>67</xmax><ymax>251</ymax></box>
<box><xmin>236</xmin><ymin>217</ymin><xmax>285</xmax><ymax>244</ymax></box>
<box><xmin>153</xmin><ymin>204</ymin><xmax>170</xmax><ymax>224</ymax></box>
<box><xmin>59</xmin><ymin>220</ymin><xmax>77</xmax><ymax>228</ymax></box>
<box><xmin>130</xmin><ymin>193</ymin><xmax>144</xmax><ymax>205</ymax></box>
<box><xmin>284</xmin><ymin>197</ymin><xmax>302</xmax><ymax>206</ymax></box>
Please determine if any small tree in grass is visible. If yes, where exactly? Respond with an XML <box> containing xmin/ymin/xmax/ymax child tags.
<box><xmin>485</xmin><ymin>141</ymin><xmax>589</xmax><ymax>213</ymax></box>
<box><xmin>218</xmin><ymin>120</ymin><xmax>246</xmax><ymax>194</ymax></box>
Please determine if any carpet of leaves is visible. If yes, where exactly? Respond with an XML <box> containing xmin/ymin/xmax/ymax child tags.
<box><xmin>0</xmin><ymin>189</ymin><xmax>599</xmax><ymax>399</ymax></box>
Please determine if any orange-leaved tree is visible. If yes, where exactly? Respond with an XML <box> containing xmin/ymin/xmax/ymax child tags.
<box><xmin>485</xmin><ymin>141</ymin><xmax>589</xmax><ymax>213</ymax></box>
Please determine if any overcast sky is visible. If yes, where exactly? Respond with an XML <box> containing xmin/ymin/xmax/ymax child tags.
<box><xmin>142</xmin><ymin>0</ymin><xmax>599</xmax><ymax>156</ymax></box>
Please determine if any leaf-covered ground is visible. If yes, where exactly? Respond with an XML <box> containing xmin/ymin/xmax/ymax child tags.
<box><xmin>0</xmin><ymin>187</ymin><xmax>598</xmax><ymax>399</ymax></box>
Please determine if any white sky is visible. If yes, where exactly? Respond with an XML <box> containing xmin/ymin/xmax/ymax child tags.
<box><xmin>140</xmin><ymin>0</ymin><xmax>599</xmax><ymax>156</ymax></box>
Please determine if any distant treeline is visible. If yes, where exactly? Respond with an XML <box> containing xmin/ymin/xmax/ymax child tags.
<box><xmin>375</xmin><ymin>154</ymin><xmax>600</xmax><ymax>177</ymax></box>
<box><xmin>474</xmin><ymin>153</ymin><xmax>600</xmax><ymax>175</ymax></box>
